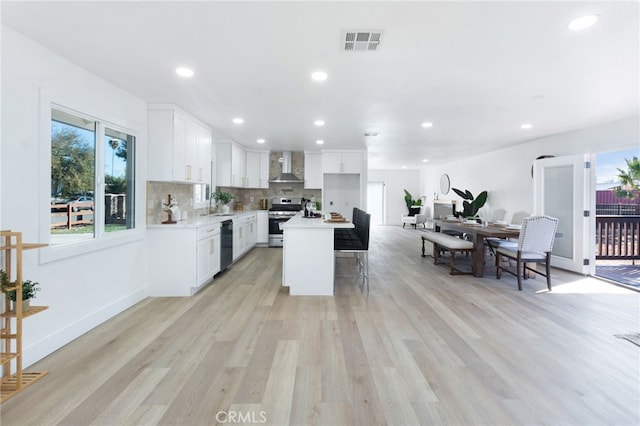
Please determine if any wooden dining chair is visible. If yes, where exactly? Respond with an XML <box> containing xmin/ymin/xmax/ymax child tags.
<box><xmin>495</xmin><ymin>215</ymin><xmax>559</xmax><ymax>291</ymax></box>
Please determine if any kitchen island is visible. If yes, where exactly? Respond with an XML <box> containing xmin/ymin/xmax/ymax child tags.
<box><xmin>281</xmin><ymin>213</ymin><xmax>354</xmax><ymax>295</ymax></box>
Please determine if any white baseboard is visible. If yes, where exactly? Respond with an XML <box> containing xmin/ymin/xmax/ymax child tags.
<box><xmin>22</xmin><ymin>286</ymin><xmax>149</xmax><ymax>368</ymax></box>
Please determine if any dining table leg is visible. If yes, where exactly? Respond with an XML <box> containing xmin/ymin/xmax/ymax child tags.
<box><xmin>472</xmin><ymin>234</ymin><xmax>486</xmax><ymax>277</ymax></box>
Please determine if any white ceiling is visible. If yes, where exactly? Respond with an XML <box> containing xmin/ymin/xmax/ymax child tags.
<box><xmin>2</xmin><ymin>1</ymin><xmax>638</xmax><ymax>169</ymax></box>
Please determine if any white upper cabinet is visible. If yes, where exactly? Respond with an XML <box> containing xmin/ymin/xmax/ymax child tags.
<box><xmin>217</xmin><ymin>141</ymin><xmax>246</xmax><ymax>187</ymax></box>
<box><xmin>197</xmin><ymin>125</ymin><xmax>212</xmax><ymax>183</ymax></box>
<box><xmin>245</xmin><ymin>150</ymin><xmax>270</xmax><ymax>188</ymax></box>
<box><xmin>231</xmin><ymin>144</ymin><xmax>245</xmax><ymax>187</ymax></box>
<box><xmin>322</xmin><ymin>150</ymin><xmax>362</xmax><ymax>174</ymax></box>
<box><xmin>148</xmin><ymin>104</ymin><xmax>212</xmax><ymax>183</ymax></box>
<box><xmin>259</xmin><ymin>152</ymin><xmax>270</xmax><ymax>188</ymax></box>
<box><xmin>304</xmin><ymin>152</ymin><xmax>322</xmax><ymax>189</ymax></box>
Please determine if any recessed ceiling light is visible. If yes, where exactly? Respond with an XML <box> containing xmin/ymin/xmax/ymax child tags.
<box><xmin>422</xmin><ymin>159</ymin><xmax>429</xmax><ymax>163</ymax></box>
<box><xmin>421</xmin><ymin>122</ymin><xmax>433</xmax><ymax>128</ymax></box>
<box><xmin>232</xmin><ymin>117</ymin><xmax>244</xmax><ymax>124</ymax></box>
<box><xmin>257</xmin><ymin>139</ymin><xmax>265</xmax><ymax>144</ymax></box>
<box><xmin>175</xmin><ymin>67</ymin><xmax>194</xmax><ymax>78</ymax></box>
<box><xmin>314</xmin><ymin>120</ymin><xmax>325</xmax><ymax>127</ymax></box>
<box><xmin>311</xmin><ymin>71</ymin><xmax>328</xmax><ymax>81</ymax></box>
<box><xmin>316</xmin><ymin>140</ymin><xmax>324</xmax><ymax>145</ymax></box>
<box><xmin>401</xmin><ymin>166</ymin><xmax>407</xmax><ymax>169</ymax></box>
<box><xmin>568</xmin><ymin>15</ymin><xmax>598</xmax><ymax>31</ymax></box>
<box><xmin>521</xmin><ymin>123</ymin><xmax>533</xmax><ymax>129</ymax></box>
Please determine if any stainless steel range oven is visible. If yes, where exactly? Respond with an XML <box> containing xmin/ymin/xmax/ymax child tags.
<box><xmin>268</xmin><ymin>197</ymin><xmax>301</xmax><ymax>247</ymax></box>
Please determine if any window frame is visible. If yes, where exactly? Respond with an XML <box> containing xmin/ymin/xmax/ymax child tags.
<box><xmin>39</xmin><ymin>96</ymin><xmax>143</xmax><ymax>264</ymax></box>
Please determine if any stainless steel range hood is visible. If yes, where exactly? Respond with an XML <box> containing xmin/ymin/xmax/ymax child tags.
<box><xmin>269</xmin><ymin>151</ymin><xmax>303</xmax><ymax>183</ymax></box>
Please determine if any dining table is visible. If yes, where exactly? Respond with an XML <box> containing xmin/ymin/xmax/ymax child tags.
<box><xmin>432</xmin><ymin>219</ymin><xmax>521</xmax><ymax>277</ymax></box>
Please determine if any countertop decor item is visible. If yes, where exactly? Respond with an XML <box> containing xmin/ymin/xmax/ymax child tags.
<box><xmin>213</xmin><ymin>188</ymin><xmax>233</xmax><ymax>214</ymax></box>
<box><xmin>162</xmin><ymin>194</ymin><xmax>178</xmax><ymax>224</ymax></box>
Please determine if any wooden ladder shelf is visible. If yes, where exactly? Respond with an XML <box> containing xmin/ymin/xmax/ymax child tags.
<box><xmin>0</xmin><ymin>230</ymin><xmax>48</xmax><ymax>403</ymax></box>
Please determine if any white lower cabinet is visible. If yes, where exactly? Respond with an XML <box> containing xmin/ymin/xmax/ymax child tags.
<box><xmin>148</xmin><ymin>212</ymin><xmax>259</xmax><ymax>296</ymax></box>
<box><xmin>148</xmin><ymin>224</ymin><xmax>220</xmax><ymax>296</ymax></box>
<box><xmin>197</xmin><ymin>225</ymin><xmax>221</xmax><ymax>287</ymax></box>
<box><xmin>233</xmin><ymin>213</ymin><xmax>257</xmax><ymax>261</ymax></box>
<box><xmin>256</xmin><ymin>211</ymin><xmax>268</xmax><ymax>245</ymax></box>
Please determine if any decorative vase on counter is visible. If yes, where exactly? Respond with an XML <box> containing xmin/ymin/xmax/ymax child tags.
<box><xmin>219</xmin><ymin>203</ymin><xmax>230</xmax><ymax>214</ymax></box>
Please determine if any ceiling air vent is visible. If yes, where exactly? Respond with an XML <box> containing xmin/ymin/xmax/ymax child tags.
<box><xmin>342</xmin><ymin>30</ymin><xmax>383</xmax><ymax>51</ymax></box>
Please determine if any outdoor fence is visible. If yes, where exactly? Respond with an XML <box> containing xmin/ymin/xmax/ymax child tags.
<box><xmin>595</xmin><ymin>215</ymin><xmax>640</xmax><ymax>263</ymax></box>
<box><xmin>50</xmin><ymin>203</ymin><xmax>94</xmax><ymax>229</ymax></box>
<box><xmin>51</xmin><ymin>194</ymin><xmax>126</xmax><ymax>229</ymax></box>
<box><xmin>596</xmin><ymin>204</ymin><xmax>640</xmax><ymax>215</ymax></box>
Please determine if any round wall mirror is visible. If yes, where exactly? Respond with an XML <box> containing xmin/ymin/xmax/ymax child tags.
<box><xmin>440</xmin><ymin>174</ymin><xmax>450</xmax><ymax>195</ymax></box>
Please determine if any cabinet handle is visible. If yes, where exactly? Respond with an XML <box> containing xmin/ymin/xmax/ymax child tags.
<box><xmin>199</xmin><ymin>167</ymin><xmax>203</xmax><ymax>181</ymax></box>
<box><xmin>186</xmin><ymin>165</ymin><xmax>192</xmax><ymax>180</ymax></box>
<box><xmin>210</xmin><ymin>239</ymin><xmax>215</xmax><ymax>255</ymax></box>
<box><xmin>232</xmin><ymin>174</ymin><xmax>235</xmax><ymax>185</ymax></box>
<box><xmin>340</xmin><ymin>163</ymin><xmax>344</xmax><ymax>173</ymax></box>
<box><xmin>239</xmin><ymin>228</ymin><xmax>243</xmax><ymax>239</ymax></box>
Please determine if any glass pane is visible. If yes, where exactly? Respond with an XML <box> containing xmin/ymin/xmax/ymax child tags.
<box><xmin>104</xmin><ymin>128</ymin><xmax>135</xmax><ymax>231</ymax></box>
<box><xmin>50</xmin><ymin>109</ymin><xmax>96</xmax><ymax>245</ymax></box>
<box><xmin>544</xmin><ymin>165</ymin><xmax>573</xmax><ymax>258</ymax></box>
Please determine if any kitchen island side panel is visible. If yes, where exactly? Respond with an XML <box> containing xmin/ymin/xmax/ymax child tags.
<box><xmin>282</xmin><ymin>227</ymin><xmax>335</xmax><ymax>296</ymax></box>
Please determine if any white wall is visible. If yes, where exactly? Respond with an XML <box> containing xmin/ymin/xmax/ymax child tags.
<box><xmin>1</xmin><ymin>27</ymin><xmax>149</xmax><ymax>366</ymax></box>
<box><xmin>368</xmin><ymin>169</ymin><xmax>422</xmax><ymax>225</ymax></box>
<box><xmin>422</xmin><ymin>116</ymin><xmax>639</xmax><ymax>222</ymax></box>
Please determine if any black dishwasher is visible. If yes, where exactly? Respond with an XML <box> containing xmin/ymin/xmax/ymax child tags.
<box><xmin>220</xmin><ymin>220</ymin><xmax>233</xmax><ymax>272</ymax></box>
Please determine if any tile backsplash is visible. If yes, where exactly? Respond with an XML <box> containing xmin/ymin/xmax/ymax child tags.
<box><xmin>147</xmin><ymin>151</ymin><xmax>322</xmax><ymax>224</ymax></box>
<box><xmin>220</xmin><ymin>185</ymin><xmax>322</xmax><ymax>211</ymax></box>
<box><xmin>147</xmin><ymin>181</ymin><xmax>208</xmax><ymax>224</ymax></box>
<box><xmin>147</xmin><ymin>181</ymin><xmax>322</xmax><ymax>224</ymax></box>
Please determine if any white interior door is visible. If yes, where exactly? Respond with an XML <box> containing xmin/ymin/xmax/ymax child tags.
<box><xmin>367</xmin><ymin>181</ymin><xmax>385</xmax><ymax>225</ymax></box>
<box><xmin>533</xmin><ymin>154</ymin><xmax>595</xmax><ymax>274</ymax></box>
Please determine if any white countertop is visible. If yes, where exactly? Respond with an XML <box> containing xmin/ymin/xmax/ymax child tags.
<box><xmin>147</xmin><ymin>209</ymin><xmax>266</xmax><ymax>229</ymax></box>
<box><xmin>282</xmin><ymin>213</ymin><xmax>354</xmax><ymax>229</ymax></box>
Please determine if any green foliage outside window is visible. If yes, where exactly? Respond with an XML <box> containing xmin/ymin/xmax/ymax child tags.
<box><xmin>51</xmin><ymin>127</ymin><xmax>94</xmax><ymax>198</ymax></box>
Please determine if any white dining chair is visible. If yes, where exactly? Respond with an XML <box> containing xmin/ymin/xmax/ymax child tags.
<box><xmin>486</xmin><ymin>210</ymin><xmax>530</xmax><ymax>254</ymax></box>
<box><xmin>495</xmin><ymin>215</ymin><xmax>559</xmax><ymax>291</ymax></box>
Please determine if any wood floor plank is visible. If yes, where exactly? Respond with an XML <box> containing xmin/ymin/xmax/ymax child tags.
<box><xmin>231</xmin><ymin>320</ymin><xmax>283</xmax><ymax>404</ymax></box>
<box><xmin>289</xmin><ymin>365</ymin><xmax>322</xmax><ymax>425</ymax></box>
<box><xmin>1</xmin><ymin>226</ymin><xmax>638</xmax><ymax>425</ymax></box>
<box><xmin>154</xmin><ymin>341</ymin><xmax>235</xmax><ymax>424</ymax></box>
<box><xmin>260</xmin><ymin>340</ymin><xmax>299</xmax><ymax>425</ymax></box>
<box><xmin>90</xmin><ymin>367</ymin><xmax>170</xmax><ymax>426</ymax></box>
<box><xmin>370</xmin><ymin>366</ymin><xmax>421</xmax><ymax>425</ymax></box>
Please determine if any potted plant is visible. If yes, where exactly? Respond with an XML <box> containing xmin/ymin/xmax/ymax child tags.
<box><xmin>0</xmin><ymin>269</ymin><xmax>40</xmax><ymax>312</ymax></box>
<box><xmin>213</xmin><ymin>188</ymin><xmax>233</xmax><ymax>214</ymax></box>
<box><xmin>452</xmin><ymin>188</ymin><xmax>488</xmax><ymax>220</ymax></box>
<box><xmin>403</xmin><ymin>190</ymin><xmax>424</xmax><ymax>216</ymax></box>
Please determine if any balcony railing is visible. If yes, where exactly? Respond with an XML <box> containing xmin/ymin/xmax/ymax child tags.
<box><xmin>596</xmin><ymin>215</ymin><xmax>640</xmax><ymax>261</ymax></box>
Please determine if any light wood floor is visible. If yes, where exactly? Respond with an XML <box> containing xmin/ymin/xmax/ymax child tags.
<box><xmin>2</xmin><ymin>225</ymin><xmax>639</xmax><ymax>425</ymax></box>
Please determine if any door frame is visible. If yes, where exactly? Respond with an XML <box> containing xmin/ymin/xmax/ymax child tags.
<box><xmin>367</xmin><ymin>180</ymin><xmax>386</xmax><ymax>225</ymax></box>
<box><xmin>533</xmin><ymin>153</ymin><xmax>596</xmax><ymax>275</ymax></box>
